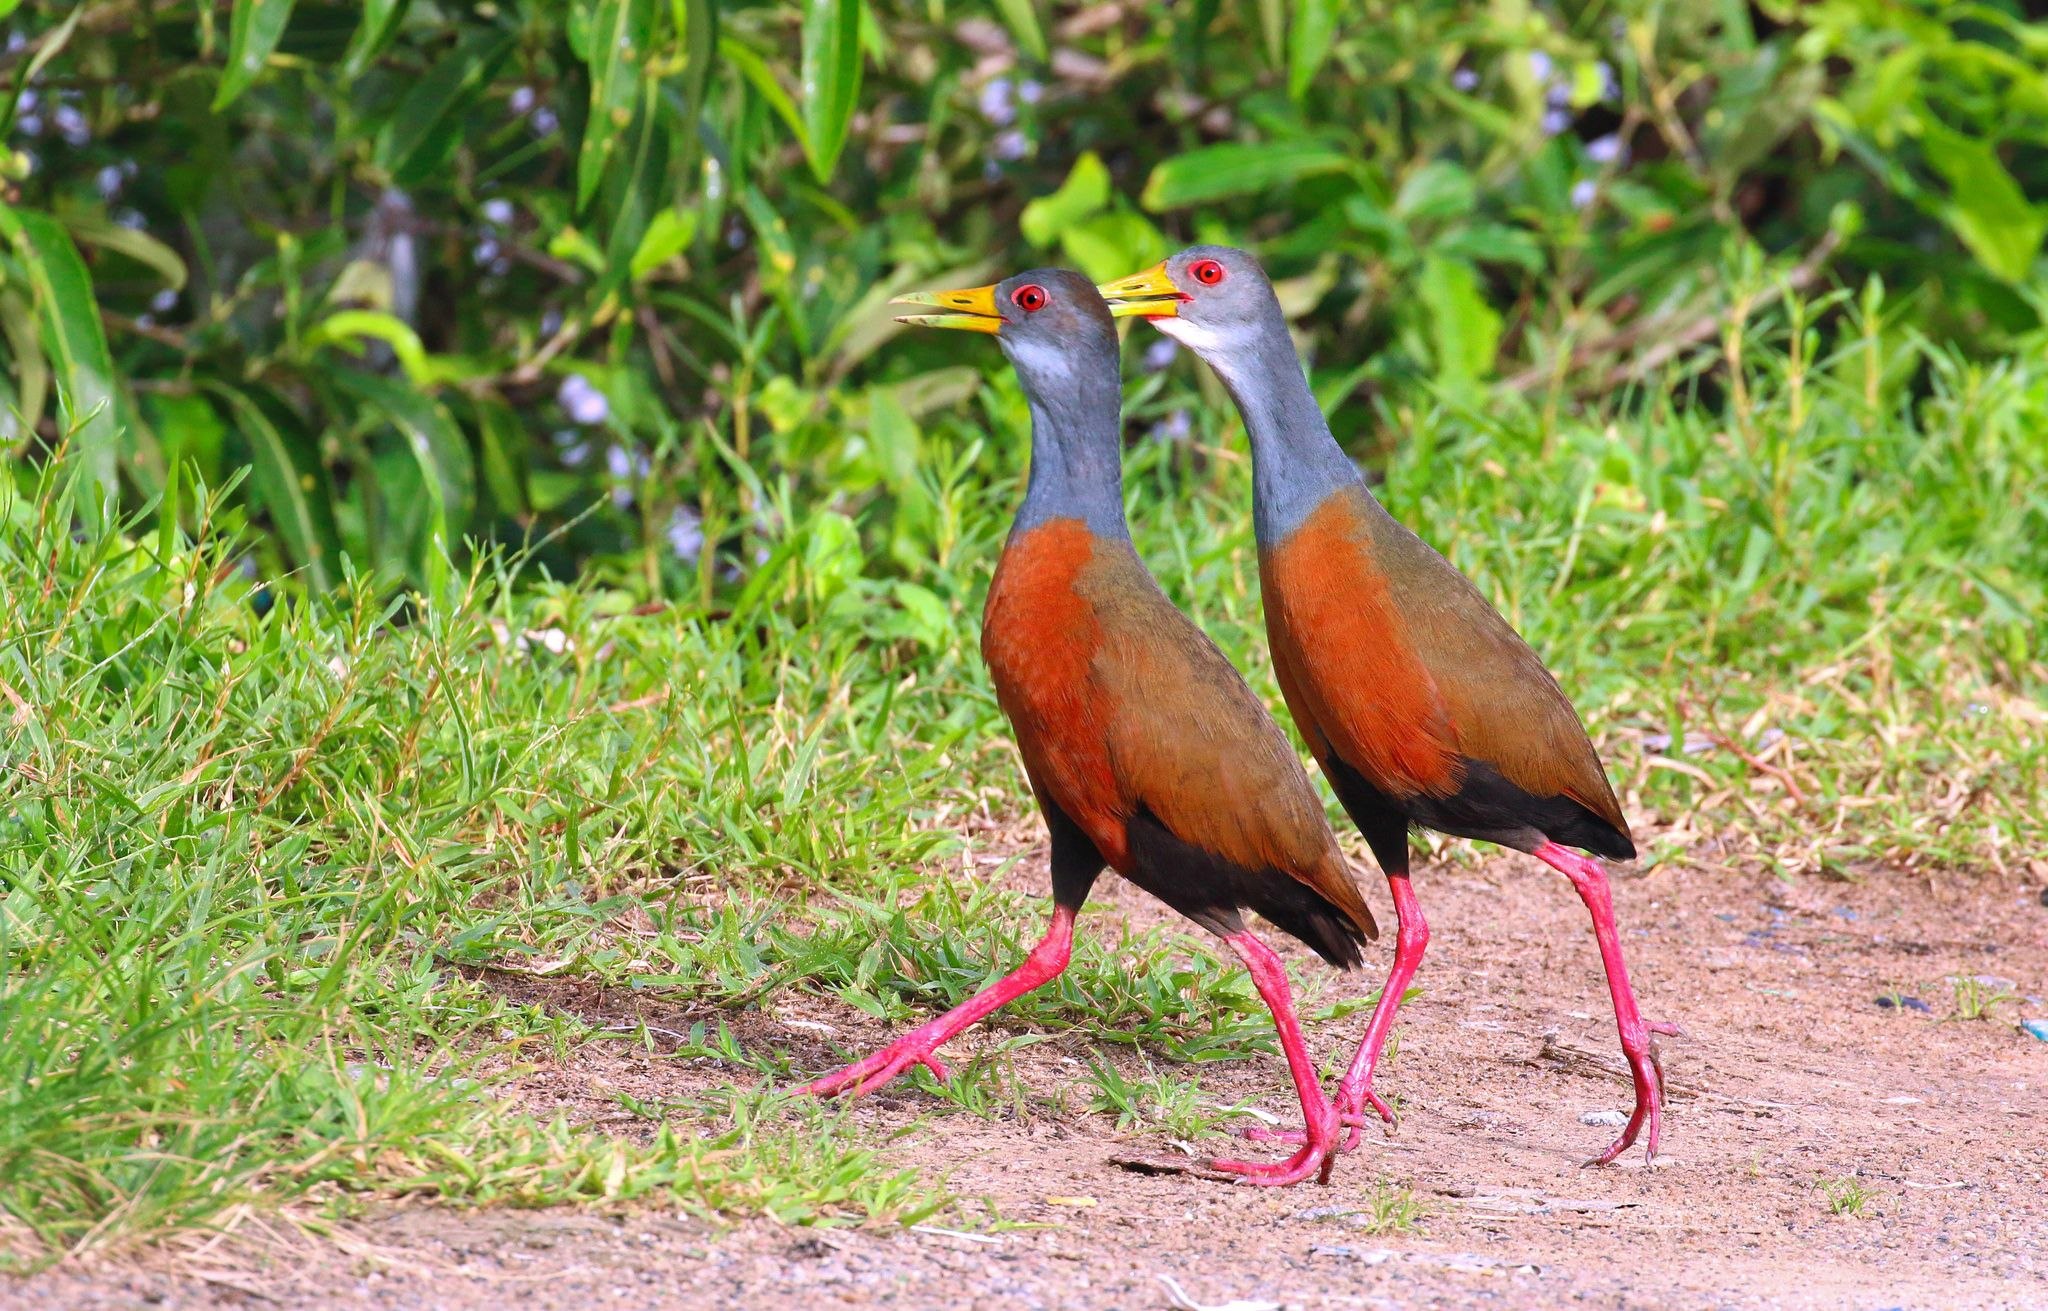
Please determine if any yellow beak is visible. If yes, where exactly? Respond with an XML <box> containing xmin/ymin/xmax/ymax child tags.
<box><xmin>1095</xmin><ymin>263</ymin><xmax>1184</xmax><ymax>319</ymax></box>
<box><xmin>893</xmin><ymin>284</ymin><xmax>1004</xmax><ymax>334</ymax></box>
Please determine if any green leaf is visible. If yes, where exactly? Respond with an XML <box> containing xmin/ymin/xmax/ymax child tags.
<box><xmin>144</xmin><ymin>391</ymin><xmax>228</xmax><ymax>488</ymax></box>
<box><xmin>1393</xmin><ymin>160</ymin><xmax>1475</xmax><ymax>223</ymax></box>
<box><xmin>1416</xmin><ymin>253</ymin><xmax>1501</xmax><ymax>389</ymax></box>
<box><xmin>1921</xmin><ymin>123</ymin><xmax>2046</xmax><ymax>284</ymax></box>
<box><xmin>1287</xmin><ymin>0</ymin><xmax>1340</xmax><ymax>99</ymax></box>
<box><xmin>214</xmin><ymin>0</ymin><xmax>299</xmax><ymax>110</ymax></box>
<box><xmin>799</xmin><ymin>0</ymin><xmax>863</xmax><ymax>183</ymax></box>
<box><xmin>1060</xmin><ymin>210</ymin><xmax>1169</xmax><ymax>284</ymax></box>
<box><xmin>376</xmin><ymin>27</ymin><xmax>516</xmax><ymax>186</ymax></box>
<box><xmin>343</xmin><ymin>0</ymin><xmax>413</xmax><ymax>78</ymax></box>
<box><xmin>1141</xmin><ymin>141</ymin><xmax>1350</xmax><ymax>211</ymax></box>
<box><xmin>0</xmin><ymin>5</ymin><xmax>83</xmax><ymax>138</ymax></box>
<box><xmin>1020</xmin><ymin>151</ymin><xmax>1110</xmax><ymax>247</ymax></box>
<box><xmin>0</xmin><ymin>289</ymin><xmax>48</xmax><ymax>444</ymax></box>
<box><xmin>992</xmin><ymin>0</ymin><xmax>1047</xmax><ymax>63</ymax></box>
<box><xmin>630</xmin><ymin>206</ymin><xmax>699</xmax><ymax>281</ymax></box>
<box><xmin>465</xmin><ymin>398</ymin><xmax>530</xmax><ymax>518</ymax></box>
<box><xmin>328</xmin><ymin>368</ymin><xmax>475</xmax><ymax>554</ymax></box>
<box><xmin>741</xmin><ymin>187</ymin><xmax>797</xmax><ymax>287</ymax></box>
<box><xmin>66</xmin><ymin>217</ymin><xmax>189</xmax><ymax>290</ymax></box>
<box><xmin>206</xmin><ymin>383</ymin><xmax>343</xmax><ymax>589</ymax></box>
<box><xmin>598</xmin><ymin>78</ymin><xmax>672</xmax><ymax>297</ymax></box>
<box><xmin>1255</xmin><ymin>0</ymin><xmax>1285</xmax><ymax>69</ymax></box>
<box><xmin>577</xmin><ymin>0</ymin><xmax>657</xmax><ymax>211</ymax></box>
<box><xmin>305</xmin><ymin>310</ymin><xmax>435</xmax><ymax>384</ymax></box>
<box><xmin>673</xmin><ymin>0</ymin><xmax>718</xmax><ymax>176</ymax></box>
<box><xmin>719</xmin><ymin>37</ymin><xmax>808</xmax><ymax>154</ymax></box>
<box><xmin>0</xmin><ymin>203</ymin><xmax>120</xmax><ymax>516</ymax></box>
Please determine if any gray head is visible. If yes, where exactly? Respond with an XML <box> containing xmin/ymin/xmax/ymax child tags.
<box><xmin>894</xmin><ymin>268</ymin><xmax>1128</xmax><ymax>535</ymax></box>
<box><xmin>896</xmin><ymin>268</ymin><xmax>1118</xmax><ymax>381</ymax></box>
<box><xmin>1094</xmin><ymin>245</ymin><xmax>1287</xmax><ymax>360</ymax></box>
<box><xmin>1096</xmin><ymin>246</ymin><xmax>1360</xmax><ymax>541</ymax></box>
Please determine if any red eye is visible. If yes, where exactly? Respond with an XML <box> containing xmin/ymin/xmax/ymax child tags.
<box><xmin>1190</xmin><ymin>259</ymin><xmax>1226</xmax><ymax>286</ymax></box>
<box><xmin>1011</xmin><ymin>283</ymin><xmax>1048</xmax><ymax>312</ymax></box>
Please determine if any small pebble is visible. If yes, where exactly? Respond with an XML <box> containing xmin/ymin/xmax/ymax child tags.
<box><xmin>2021</xmin><ymin>1019</ymin><xmax>2048</xmax><ymax>1043</ymax></box>
<box><xmin>1580</xmin><ymin>1109</ymin><xmax>1628</xmax><ymax>1127</ymax></box>
<box><xmin>1876</xmin><ymin>996</ymin><xmax>1932</xmax><ymax>1014</ymax></box>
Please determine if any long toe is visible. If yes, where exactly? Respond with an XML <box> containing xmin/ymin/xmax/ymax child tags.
<box><xmin>1238</xmin><ymin>1109</ymin><xmax>1374</xmax><ymax>1149</ymax></box>
<box><xmin>1585</xmin><ymin>1049</ymin><xmax>1664</xmax><ymax>1166</ymax></box>
<box><xmin>801</xmin><ymin>1039</ymin><xmax>946</xmax><ymax>1099</ymax></box>
<box><xmin>1210</xmin><ymin>1142</ymin><xmax>1335</xmax><ymax>1187</ymax></box>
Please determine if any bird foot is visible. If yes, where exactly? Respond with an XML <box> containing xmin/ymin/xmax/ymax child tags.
<box><xmin>800</xmin><ymin>1037</ymin><xmax>952</xmax><ymax>1099</ymax></box>
<box><xmin>1238</xmin><ymin>1082</ymin><xmax>1395</xmax><ymax>1153</ymax></box>
<box><xmin>1583</xmin><ymin>1020</ymin><xmax>1676</xmax><ymax>1167</ymax></box>
<box><xmin>1213</xmin><ymin>1108</ymin><xmax>1345</xmax><ymax>1186</ymax></box>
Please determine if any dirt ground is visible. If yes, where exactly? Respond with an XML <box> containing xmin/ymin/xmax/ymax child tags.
<box><xmin>9</xmin><ymin>840</ymin><xmax>2048</xmax><ymax>1311</ymax></box>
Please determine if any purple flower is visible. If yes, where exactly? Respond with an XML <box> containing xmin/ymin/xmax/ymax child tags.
<box><xmin>508</xmin><ymin>86</ymin><xmax>537</xmax><ymax>115</ymax></box>
<box><xmin>1527</xmin><ymin>50</ymin><xmax>1553</xmax><ymax>83</ymax></box>
<box><xmin>1570</xmin><ymin>179</ymin><xmax>1598</xmax><ymax>210</ymax></box>
<box><xmin>977</xmin><ymin>77</ymin><xmax>1016</xmax><ymax>127</ymax></box>
<box><xmin>992</xmin><ymin>130</ymin><xmax>1029</xmax><ymax>161</ymax></box>
<box><xmin>530</xmin><ymin>106</ymin><xmax>560</xmax><ymax>137</ymax></box>
<box><xmin>481</xmin><ymin>198</ymin><xmax>515</xmax><ymax>227</ymax></box>
<box><xmin>1018</xmin><ymin>79</ymin><xmax>1044</xmax><ymax>105</ymax></box>
<box><xmin>1541</xmin><ymin>107</ymin><xmax>1571</xmax><ymax>136</ymax></box>
<box><xmin>1142</xmin><ymin>337</ymin><xmax>1179</xmax><ymax>373</ymax></box>
<box><xmin>1586</xmin><ymin>133</ymin><xmax>1625</xmax><ymax>166</ymax></box>
<box><xmin>666</xmin><ymin>507</ymin><xmax>705</xmax><ymax>563</ymax></box>
<box><xmin>1450</xmin><ymin>68</ymin><xmax>1480</xmax><ymax>92</ymax></box>
<box><xmin>557</xmin><ymin>374</ymin><xmax>610</xmax><ymax>426</ymax></box>
<box><xmin>1149</xmin><ymin>409</ymin><xmax>1191</xmax><ymax>443</ymax></box>
<box><xmin>53</xmin><ymin>103</ymin><xmax>88</xmax><ymax>147</ymax></box>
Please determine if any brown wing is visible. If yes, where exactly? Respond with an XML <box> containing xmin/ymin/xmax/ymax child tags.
<box><xmin>1076</xmin><ymin>546</ymin><xmax>1379</xmax><ymax>948</ymax></box>
<box><xmin>1361</xmin><ymin>497</ymin><xmax>1630</xmax><ymax>841</ymax></box>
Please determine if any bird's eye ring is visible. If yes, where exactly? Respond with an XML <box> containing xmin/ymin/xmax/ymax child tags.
<box><xmin>1190</xmin><ymin>259</ymin><xmax>1226</xmax><ymax>286</ymax></box>
<box><xmin>1011</xmin><ymin>284</ymin><xmax>1048</xmax><ymax>312</ymax></box>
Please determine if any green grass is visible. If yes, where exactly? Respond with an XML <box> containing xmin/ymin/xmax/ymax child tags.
<box><xmin>3</xmin><ymin>290</ymin><xmax>2044</xmax><ymax>1261</ymax></box>
<box><xmin>1818</xmin><ymin>1176</ymin><xmax>1874</xmax><ymax>1218</ymax></box>
<box><xmin>1950</xmin><ymin>975</ymin><xmax>2021</xmax><ymax>1021</ymax></box>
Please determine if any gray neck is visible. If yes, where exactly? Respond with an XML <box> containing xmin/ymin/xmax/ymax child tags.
<box><xmin>1007</xmin><ymin>338</ymin><xmax>1130</xmax><ymax>540</ymax></box>
<box><xmin>1205</xmin><ymin>324</ymin><xmax>1366</xmax><ymax>544</ymax></box>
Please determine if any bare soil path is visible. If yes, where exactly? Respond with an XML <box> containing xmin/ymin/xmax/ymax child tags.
<box><xmin>9</xmin><ymin>848</ymin><xmax>2047</xmax><ymax>1310</ymax></box>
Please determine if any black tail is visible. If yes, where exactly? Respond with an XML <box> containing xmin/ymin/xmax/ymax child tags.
<box><xmin>1121</xmin><ymin>808</ymin><xmax>1368</xmax><ymax>970</ymax></box>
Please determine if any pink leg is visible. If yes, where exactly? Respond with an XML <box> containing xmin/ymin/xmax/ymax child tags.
<box><xmin>800</xmin><ymin>906</ymin><xmax>1075</xmax><ymax>1099</ymax></box>
<box><xmin>1534</xmin><ymin>841</ymin><xmax>1679</xmax><ymax>1166</ymax></box>
<box><xmin>1245</xmin><ymin>872</ymin><xmax>1426</xmax><ymax>1152</ymax></box>
<box><xmin>1207</xmin><ymin>931</ymin><xmax>1342</xmax><ymax>1187</ymax></box>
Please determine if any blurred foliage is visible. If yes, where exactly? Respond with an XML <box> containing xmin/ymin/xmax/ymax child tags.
<box><xmin>0</xmin><ymin>0</ymin><xmax>2044</xmax><ymax>593</ymax></box>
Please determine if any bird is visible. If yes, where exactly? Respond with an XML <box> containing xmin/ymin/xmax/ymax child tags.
<box><xmin>1097</xmin><ymin>247</ymin><xmax>1675</xmax><ymax>1166</ymax></box>
<box><xmin>800</xmin><ymin>268</ymin><xmax>1380</xmax><ymax>1187</ymax></box>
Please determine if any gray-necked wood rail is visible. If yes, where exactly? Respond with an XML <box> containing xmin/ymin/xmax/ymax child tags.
<box><xmin>1099</xmin><ymin>247</ymin><xmax>1675</xmax><ymax>1167</ymax></box>
<box><xmin>800</xmin><ymin>268</ymin><xmax>1380</xmax><ymax>1187</ymax></box>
